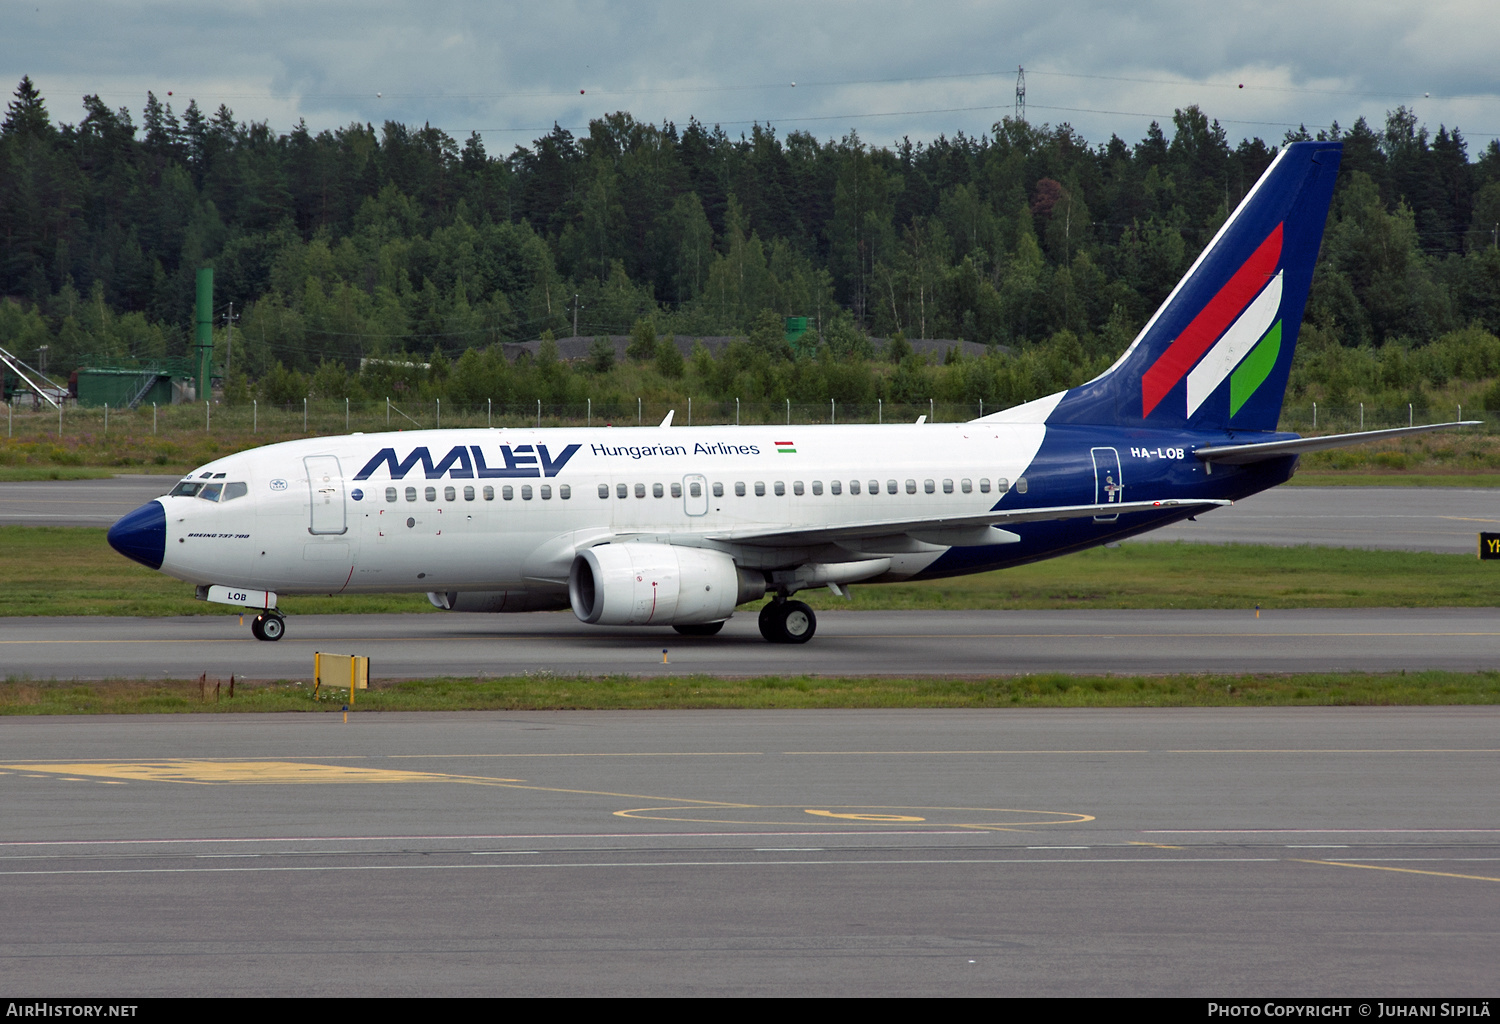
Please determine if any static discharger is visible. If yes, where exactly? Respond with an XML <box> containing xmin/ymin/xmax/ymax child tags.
<box><xmin>314</xmin><ymin>652</ymin><xmax>370</xmax><ymax>708</ymax></box>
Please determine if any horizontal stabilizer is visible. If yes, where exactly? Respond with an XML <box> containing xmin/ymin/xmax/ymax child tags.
<box><xmin>1195</xmin><ymin>421</ymin><xmax>1480</xmax><ymax>465</ymax></box>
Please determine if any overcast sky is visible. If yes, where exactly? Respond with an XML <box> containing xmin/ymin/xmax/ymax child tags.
<box><xmin>4</xmin><ymin>0</ymin><xmax>1496</xmax><ymax>156</ymax></box>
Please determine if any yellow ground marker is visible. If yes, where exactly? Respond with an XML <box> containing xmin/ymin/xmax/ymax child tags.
<box><xmin>0</xmin><ymin>761</ymin><xmax>511</xmax><ymax>785</ymax></box>
<box><xmin>1294</xmin><ymin>858</ymin><xmax>1500</xmax><ymax>883</ymax></box>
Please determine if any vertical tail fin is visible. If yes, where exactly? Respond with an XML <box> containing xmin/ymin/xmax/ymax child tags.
<box><xmin>1046</xmin><ymin>141</ymin><xmax>1342</xmax><ymax>433</ymax></box>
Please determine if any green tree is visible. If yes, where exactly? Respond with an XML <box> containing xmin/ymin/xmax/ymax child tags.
<box><xmin>654</xmin><ymin>335</ymin><xmax>684</xmax><ymax>378</ymax></box>
<box><xmin>626</xmin><ymin>317</ymin><xmax>657</xmax><ymax>361</ymax></box>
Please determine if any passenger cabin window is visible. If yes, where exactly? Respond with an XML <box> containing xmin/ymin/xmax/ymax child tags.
<box><xmin>671</xmin><ymin>482</ymin><xmax>682</xmax><ymax>498</ymax></box>
<box><xmin>712</xmin><ymin>482</ymin><xmax>724</xmax><ymax>497</ymax></box>
<box><xmin>444</xmin><ymin>486</ymin><xmax>456</xmax><ymax>502</ymax></box>
<box><xmin>1015</xmin><ymin>477</ymin><xmax>1028</xmax><ymax>493</ymax></box>
<box><xmin>774</xmin><ymin>482</ymin><xmax>785</xmax><ymax>496</ymax></box>
<box><xmin>599</xmin><ymin>484</ymin><xmax>610</xmax><ymax>499</ymax></box>
<box><xmin>634</xmin><ymin>483</ymin><xmax>646</xmax><ymax>498</ymax></box>
<box><xmin>979</xmin><ymin>479</ymin><xmax>991</xmax><ymax>493</ymax></box>
<box><xmin>923</xmin><ymin>479</ymin><xmax>934</xmax><ymax>494</ymax></box>
<box><xmin>521</xmin><ymin>485</ymin><xmax>533</xmax><ymax>500</ymax></box>
<box><xmin>385</xmin><ymin>487</ymin><xmax>397</xmax><ymax>503</ymax></box>
<box><xmin>810</xmin><ymin>481</ymin><xmax>821</xmax><ymax>496</ymax></box>
<box><xmin>689</xmin><ymin>482</ymin><xmax>702</xmax><ymax>498</ymax></box>
<box><xmin>943</xmin><ymin>479</ymin><xmax>954</xmax><ymax>494</ymax></box>
<box><xmin>961</xmin><ymin>479</ymin><xmax>972</xmax><ymax>494</ymax></box>
<box><xmin>503</xmin><ymin>486</ymin><xmax>514</xmax><ymax>500</ymax></box>
<box><xmin>405</xmin><ymin>487</ymin><xmax>418</xmax><ymax>502</ymax></box>
<box><xmin>223</xmin><ymin>482</ymin><xmax>248</xmax><ymax>501</ymax></box>
<box><xmin>735</xmin><ymin>482</ymin><xmax>746</xmax><ymax>497</ymax></box>
<box><xmin>652</xmin><ymin>483</ymin><xmax>664</xmax><ymax>498</ymax></box>
<box><xmin>463</xmin><ymin>486</ymin><xmax>475</xmax><ymax>501</ymax></box>
<box><xmin>616</xmin><ymin>483</ymin><xmax>628</xmax><ymax>499</ymax></box>
<box><xmin>198</xmin><ymin>483</ymin><xmax>223</xmax><ymax>501</ymax></box>
<box><xmin>831</xmin><ymin>480</ymin><xmax>842</xmax><ymax>495</ymax></box>
<box><xmin>483</xmin><ymin>486</ymin><xmax>494</xmax><ymax>501</ymax></box>
<box><xmin>793</xmin><ymin>481</ymin><xmax>805</xmax><ymax>496</ymax></box>
<box><xmin>754</xmin><ymin>482</ymin><xmax>766</xmax><ymax>497</ymax></box>
<box><xmin>540</xmin><ymin>485</ymin><xmax>551</xmax><ymax>499</ymax></box>
<box><xmin>425</xmin><ymin>486</ymin><xmax>437</xmax><ymax>502</ymax></box>
<box><xmin>559</xmin><ymin>485</ymin><xmax>571</xmax><ymax>499</ymax></box>
<box><xmin>997</xmin><ymin>477</ymin><xmax>1010</xmax><ymax>493</ymax></box>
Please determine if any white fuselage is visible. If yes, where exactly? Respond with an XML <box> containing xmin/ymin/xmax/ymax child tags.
<box><xmin>156</xmin><ymin>421</ymin><xmax>1050</xmax><ymax>596</ymax></box>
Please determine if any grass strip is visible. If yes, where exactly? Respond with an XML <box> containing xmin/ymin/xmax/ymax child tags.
<box><xmin>4</xmin><ymin>670</ymin><xmax>1499</xmax><ymax>714</ymax></box>
<box><xmin>6</xmin><ymin>526</ymin><xmax>1500</xmax><ymax>616</ymax></box>
<box><xmin>0</xmin><ymin>467</ymin><xmax>117</xmax><ymax>481</ymax></box>
<box><xmin>1287</xmin><ymin>473</ymin><xmax>1500</xmax><ymax>487</ymax></box>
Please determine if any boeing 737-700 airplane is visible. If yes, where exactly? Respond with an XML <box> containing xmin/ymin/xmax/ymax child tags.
<box><xmin>105</xmin><ymin>141</ymin><xmax>1471</xmax><ymax>643</ymax></box>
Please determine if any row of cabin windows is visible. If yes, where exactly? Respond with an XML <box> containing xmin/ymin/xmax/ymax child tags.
<box><xmin>383</xmin><ymin>484</ymin><xmax>573</xmax><ymax>503</ymax></box>
<box><xmin>594</xmin><ymin>477</ymin><xmax>1026</xmax><ymax>499</ymax></box>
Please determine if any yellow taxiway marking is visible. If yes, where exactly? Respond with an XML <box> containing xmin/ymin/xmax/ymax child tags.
<box><xmin>613</xmin><ymin>804</ymin><xmax>1094</xmax><ymax>830</ymax></box>
<box><xmin>1128</xmin><ymin>841</ymin><xmax>1185</xmax><ymax>850</ymax></box>
<box><xmin>1293</xmin><ymin>859</ymin><xmax>1500</xmax><ymax>883</ymax></box>
<box><xmin>805</xmin><ymin>810</ymin><xmax>926</xmax><ymax>822</ymax></box>
<box><xmin>0</xmin><ymin>761</ymin><xmax>519</xmax><ymax>785</ymax></box>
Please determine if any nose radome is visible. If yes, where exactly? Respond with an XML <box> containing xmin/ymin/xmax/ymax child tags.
<box><xmin>107</xmin><ymin>500</ymin><xmax>166</xmax><ymax>570</ymax></box>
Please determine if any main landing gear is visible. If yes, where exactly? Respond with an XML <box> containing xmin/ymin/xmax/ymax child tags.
<box><xmin>758</xmin><ymin>598</ymin><xmax>816</xmax><ymax>644</ymax></box>
<box><xmin>250</xmin><ymin>611</ymin><xmax>286</xmax><ymax>642</ymax></box>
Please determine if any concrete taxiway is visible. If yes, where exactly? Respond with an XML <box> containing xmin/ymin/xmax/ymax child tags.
<box><xmin>6</xmin><ymin>607</ymin><xmax>1500</xmax><ymax>680</ymax></box>
<box><xmin>0</xmin><ymin>476</ymin><xmax>1497</xmax><ymax>552</ymax></box>
<box><xmin>1</xmin><ymin>708</ymin><xmax>1495</xmax><ymax>996</ymax></box>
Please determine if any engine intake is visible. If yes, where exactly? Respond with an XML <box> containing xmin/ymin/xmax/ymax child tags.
<box><xmin>569</xmin><ymin>543</ymin><xmax>764</xmax><ymax>625</ymax></box>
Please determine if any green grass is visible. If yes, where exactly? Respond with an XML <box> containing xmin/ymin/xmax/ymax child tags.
<box><xmin>6</xmin><ymin>525</ymin><xmax>1500</xmax><ymax>617</ymax></box>
<box><xmin>0</xmin><ymin>466</ymin><xmax>117</xmax><ymax>481</ymax></box>
<box><xmin>1288</xmin><ymin>473</ymin><xmax>1500</xmax><ymax>487</ymax></box>
<box><xmin>4</xmin><ymin>669</ymin><xmax>1499</xmax><ymax>714</ymax></box>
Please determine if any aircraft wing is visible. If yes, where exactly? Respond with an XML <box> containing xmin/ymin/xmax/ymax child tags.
<box><xmin>1195</xmin><ymin>421</ymin><xmax>1480</xmax><ymax>465</ymax></box>
<box><xmin>708</xmin><ymin>497</ymin><xmax>1230</xmax><ymax>548</ymax></box>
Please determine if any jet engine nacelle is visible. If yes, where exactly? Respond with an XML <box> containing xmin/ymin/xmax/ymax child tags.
<box><xmin>569</xmin><ymin>543</ymin><xmax>765</xmax><ymax>626</ymax></box>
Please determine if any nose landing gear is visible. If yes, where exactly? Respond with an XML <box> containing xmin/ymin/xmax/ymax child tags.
<box><xmin>250</xmin><ymin>612</ymin><xmax>286</xmax><ymax>642</ymax></box>
<box><xmin>758</xmin><ymin>598</ymin><xmax>816</xmax><ymax>644</ymax></box>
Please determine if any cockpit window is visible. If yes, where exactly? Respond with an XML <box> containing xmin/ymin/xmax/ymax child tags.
<box><xmin>212</xmin><ymin>473</ymin><xmax>226</xmax><ymax>479</ymax></box>
<box><xmin>170</xmin><ymin>481</ymin><xmax>203</xmax><ymax>497</ymax></box>
<box><xmin>198</xmin><ymin>483</ymin><xmax>224</xmax><ymax>502</ymax></box>
<box><xmin>222</xmin><ymin>482</ymin><xmax>248</xmax><ymax>501</ymax></box>
<box><xmin>199</xmin><ymin>472</ymin><xmax>214</xmax><ymax>479</ymax></box>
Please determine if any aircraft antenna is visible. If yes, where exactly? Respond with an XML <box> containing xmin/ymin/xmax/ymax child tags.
<box><xmin>1015</xmin><ymin>66</ymin><xmax>1026</xmax><ymax>122</ymax></box>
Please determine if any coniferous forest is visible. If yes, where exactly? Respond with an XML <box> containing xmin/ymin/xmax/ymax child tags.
<box><xmin>3</xmin><ymin>74</ymin><xmax>1500</xmax><ymax>418</ymax></box>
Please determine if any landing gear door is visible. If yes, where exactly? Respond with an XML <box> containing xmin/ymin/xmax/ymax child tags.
<box><xmin>683</xmin><ymin>473</ymin><xmax>709</xmax><ymax>516</ymax></box>
<box><xmin>305</xmin><ymin>455</ymin><xmax>348</xmax><ymax>535</ymax></box>
<box><xmin>1091</xmin><ymin>447</ymin><xmax>1122</xmax><ymax>522</ymax></box>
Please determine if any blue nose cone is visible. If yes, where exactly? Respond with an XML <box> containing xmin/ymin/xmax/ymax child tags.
<box><xmin>107</xmin><ymin>500</ymin><xmax>167</xmax><ymax>570</ymax></box>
